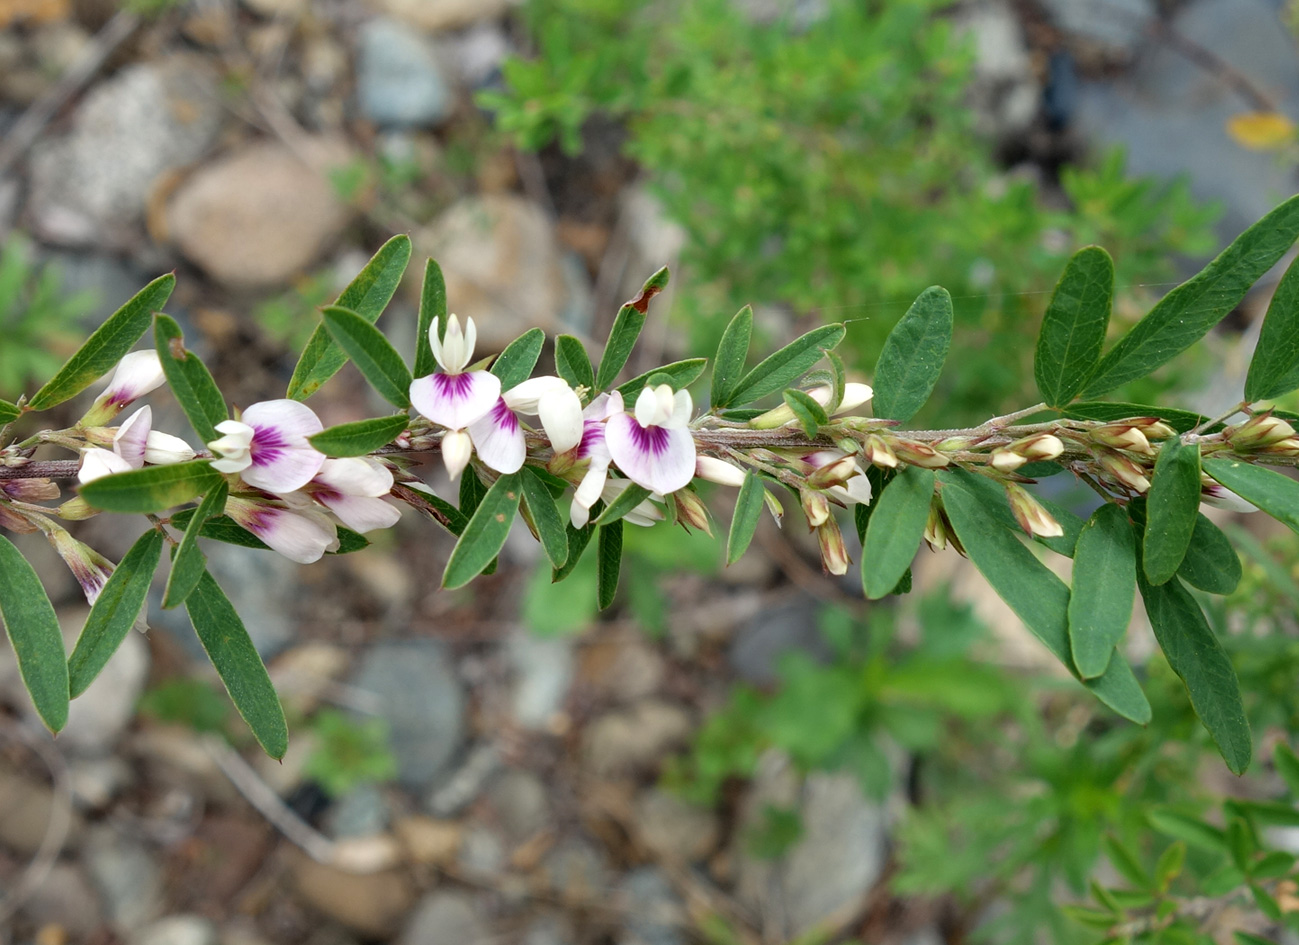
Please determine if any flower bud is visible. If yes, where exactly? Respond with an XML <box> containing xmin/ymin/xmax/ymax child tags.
<box><xmin>79</xmin><ymin>350</ymin><xmax>166</xmax><ymax>426</ymax></box>
<box><xmin>695</xmin><ymin>456</ymin><xmax>747</xmax><ymax>487</ymax></box>
<box><xmin>2</xmin><ymin>479</ymin><xmax>59</xmax><ymax>502</ymax></box>
<box><xmin>1004</xmin><ymin>482</ymin><xmax>1064</xmax><ymax>538</ymax></box>
<box><xmin>832</xmin><ymin>383</ymin><xmax>874</xmax><ymax>416</ymax></box>
<box><xmin>38</xmin><ymin>519</ymin><xmax>115</xmax><ymax>605</ymax></box>
<box><xmin>441</xmin><ymin>430</ymin><xmax>473</xmax><ymax>481</ymax></box>
<box><xmin>1228</xmin><ymin>412</ymin><xmax>1297</xmax><ymax>449</ymax></box>
<box><xmin>1120</xmin><ymin>417</ymin><xmax>1177</xmax><ymax>440</ymax></box>
<box><xmin>934</xmin><ymin>436</ymin><xmax>975</xmax><ymax>452</ymax></box>
<box><xmin>992</xmin><ymin>433</ymin><xmax>1065</xmax><ymax>471</ymax></box>
<box><xmin>1090</xmin><ymin>423</ymin><xmax>1153</xmax><ymax>455</ymax></box>
<box><xmin>801</xmin><ymin>489</ymin><xmax>831</xmax><ymax>527</ymax></box>
<box><xmin>673</xmin><ymin>489</ymin><xmax>712</xmax><ymax>535</ymax></box>
<box><xmin>763</xmin><ymin>488</ymin><xmax>784</xmax><ymax>528</ymax></box>
<box><xmin>1095</xmin><ymin>449</ymin><xmax>1151</xmax><ymax>493</ymax></box>
<box><xmin>1263</xmin><ymin>437</ymin><xmax>1299</xmax><ymax>456</ymax></box>
<box><xmin>863</xmin><ymin>434</ymin><xmax>898</xmax><ymax>469</ymax></box>
<box><xmin>56</xmin><ymin>497</ymin><xmax>99</xmax><ymax>521</ymax></box>
<box><xmin>989</xmin><ymin>448</ymin><xmax>1027</xmax><ymax>473</ymax></box>
<box><xmin>808</xmin><ymin>454</ymin><xmax>860</xmax><ymax>489</ymax></box>
<box><xmin>143</xmin><ymin>431</ymin><xmax>196</xmax><ymax>465</ymax></box>
<box><xmin>924</xmin><ymin>504</ymin><xmax>948</xmax><ymax>551</ymax></box>
<box><xmin>891</xmin><ymin>439</ymin><xmax>950</xmax><ymax>468</ymax></box>
<box><xmin>815</xmin><ymin>518</ymin><xmax>851</xmax><ymax>575</ymax></box>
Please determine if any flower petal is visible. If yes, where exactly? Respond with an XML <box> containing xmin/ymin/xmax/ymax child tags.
<box><xmin>242</xmin><ymin>399</ymin><xmax>325</xmax><ymax>441</ymax></box>
<box><xmin>100</xmin><ymin>350</ymin><xmax>165</xmax><ymax>405</ymax></box>
<box><xmin>571</xmin><ymin>460</ymin><xmax>610</xmax><ymax>528</ymax></box>
<box><xmin>410</xmin><ymin>370</ymin><xmax>501</xmax><ymax>431</ymax></box>
<box><xmin>669</xmin><ymin>389</ymin><xmax>692</xmax><ymax>427</ymax></box>
<box><xmin>317</xmin><ymin>493</ymin><xmax>402</xmax><ymax>533</ymax></box>
<box><xmin>226</xmin><ymin>497</ymin><xmax>337</xmax><ymax>564</ymax></box>
<box><xmin>441</xmin><ymin>429</ymin><xmax>473</xmax><ymax>481</ymax></box>
<box><xmin>606</xmin><ymin>414</ymin><xmax>696</xmax><ymax>494</ymax></box>
<box><xmin>468</xmin><ymin>398</ymin><xmax>526</xmax><ymax>474</ymax></box>
<box><xmin>113</xmin><ymin>405</ymin><xmax>152</xmax><ymax>469</ymax></box>
<box><xmin>314</xmin><ymin>457</ymin><xmax>393</xmax><ymax>498</ymax></box>
<box><xmin>238</xmin><ymin>400</ymin><xmax>326</xmax><ymax>493</ymax></box>
<box><xmin>143</xmin><ymin>431</ymin><xmax>196</xmax><ymax>465</ymax></box>
<box><xmin>536</xmin><ymin>385</ymin><xmax>584</xmax><ymax>454</ymax></box>
<box><xmin>504</xmin><ymin>376</ymin><xmax>570</xmax><ymax>412</ymax></box>
<box><xmin>78</xmin><ymin>448</ymin><xmax>133</xmax><ymax>484</ymax></box>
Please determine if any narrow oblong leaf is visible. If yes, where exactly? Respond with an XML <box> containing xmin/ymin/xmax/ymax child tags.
<box><xmin>0</xmin><ymin>535</ymin><xmax>69</xmax><ymax>731</ymax></box>
<box><xmin>596</xmin><ymin>520</ymin><xmax>623</xmax><ymax>609</ymax></box>
<box><xmin>1177</xmin><ymin>514</ymin><xmax>1242</xmax><ymax>595</ymax></box>
<box><xmin>1084</xmin><ymin>194</ymin><xmax>1299</xmax><ymax>396</ymax></box>
<box><xmin>68</xmin><ymin>529</ymin><xmax>163</xmax><ymax>697</ymax></box>
<box><xmin>1246</xmin><ymin>253</ymin><xmax>1299</xmax><ymax>401</ymax></box>
<box><xmin>80</xmin><ymin>461</ymin><xmax>223</xmax><ymax>513</ymax></box>
<box><xmin>872</xmin><ymin>286</ymin><xmax>953</xmax><ymax>422</ymax></box>
<box><xmin>727</xmin><ymin>472</ymin><xmax>766</xmax><ymax>566</ymax></box>
<box><xmin>1064</xmin><ymin>401</ymin><xmax>1212</xmax><ymax>433</ymax></box>
<box><xmin>596</xmin><ymin>305</ymin><xmax>647</xmax><ymax>391</ymax></box>
<box><xmin>491</xmin><ymin>328</ymin><xmax>546</xmax><ymax>391</ymax></box>
<box><xmin>0</xmin><ymin>399</ymin><xmax>21</xmax><ymax>425</ymax></box>
<box><xmin>782</xmin><ymin>388</ymin><xmax>829</xmax><ymax>437</ymax></box>
<box><xmin>862</xmin><ymin>467</ymin><xmax>935</xmax><ymax>600</ymax></box>
<box><xmin>29</xmin><ymin>273</ymin><xmax>175</xmax><ymax>411</ymax></box>
<box><xmin>162</xmin><ymin>481</ymin><xmax>228</xmax><ymax>609</ymax></box>
<box><xmin>711</xmin><ymin>305</ymin><xmax>753</xmax><ymax>408</ymax></box>
<box><xmin>727</xmin><ymin>323</ymin><xmax>847</xmax><ymax>407</ymax></box>
<box><xmin>167</xmin><ymin>511</ymin><xmax>269</xmax><ymax>550</ymax></box>
<box><xmin>1147</xmin><ymin>809</ymin><xmax>1229</xmax><ymax>852</ymax></box>
<box><xmin>1275</xmin><ymin>743</ymin><xmax>1299</xmax><ymax>798</ymax></box>
<box><xmin>288</xmin><ymin>234</ymin><xmax>412</xmax><ymax>400</ymax></box>
<box><xmin>939</xmin><ymin>476</ymin><xmax>1152</xmax><ymax>723</ymax></box>
<box><xmin>1143</xmin><ymin>437</ymin><xmax>1201</xmax><ymax>584</ymax></box>
<box><xmin>595</xmin><ymin>482</ymin><xmax>652</xmax><ymax>526</ymax></box>
<box><xmin>154</xmin><ymin>314</ymin><xmax>227</xmax><ymax>442</ymax></box>
<box><xmin>1069</xmin><ymin>503</ymin><xmax>1137</xmax><ymax>678</ymax></box>
<box><xmin>1138</xmin><ymin>569</ymin><xmax>1251</xmax><ymax>774</ymax></box>
<box><xmin>443</xmin><ymin>472</ymin><xmax>522</xmax><ymax>589</ymax></box>
<box><xmin>1203</xmin><ymin>458</ymin><xmax>1299</xmax><ymax>533</ymax></box>
<box><xmin>321</xmin><ymin>305</ymin><xmax>413</xmax><ymax>408</ymax></box>
<box><xmin>185</xmin><ymin>572</ymin><xmax>288</xmax><ymax>759</ymax></box>
<box><xmin>617</xmin><ymin>359</ymin><xmax>707</xmax><ymax>398</ymax></box>
<box><xmin>555</xmin><ymin>335</ymin><xmax>595</xmax><ymax>392</ymax></box>
<box><xmin>1102</xmin><ymin>834</ymin><xmax>1151</xmax><ymax>890</ymax></box>
<box><xmin>1034</xmin><ymin>246</ymin><xmax>1114</xmax><ymax>406</ymax></box>
<box><xmin>554</xmin><ymin>520</ymin><xmax>596</xmax><ymax>582</ymax></box>
<box><xmin>520</xmin><ymin>466</ymin><xmax>568</xmax><ymax>568</ymax></box>
<box><xmin>309</xmin><ymin>415</ymin><xmax>410</xmax><ymax>457</ymax></box>
<box><xmin>415</xmin><ymin>258</ymin><xmax>446</xmax><ymax>379</ymax></box>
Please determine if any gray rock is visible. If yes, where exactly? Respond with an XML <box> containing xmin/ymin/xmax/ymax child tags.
<box><xmin>425</xmin><ymin>741</ymin><xmax>500</xmax><ymax>816</ymax></box>
<box><xmin>954</xmin><ymin>0</ymin><xmax>1040</xmax><ymax>140</ymax></box>
<box><xmin>18</xmin><ymin>863</ymin><xmax>103</xmax><ymax>937</ymax></box>
<box><xmin>352</xmin><ymin>641</ymin><xmax>465</xmax><ymax>791</ymax></box>
<box><xmin>0</xmin><ymin>765</ymin><xmax>83</xmax><ymax>855</ymax></box>
<box><xmin>634</xmin><ymin>788</ymin><xmax>720</xmax><ymax>863</ymax></box>
<box><xmin>357</xmin><ymin>19</ymin><xmax>454</xmax><ymax>128</ymax></box>
<box><xmin>324</xmin><ymin>784</ymin><xmax>390</xmax><ymax>838</ymax></box>
<box><xmin>582</xmin><ymin>700</ymin><xmax>693</xmax><ymax>777</ymax></box>
<box><xmin>396</xmin><ymin>891</ymin><xmax>489</xmax><ymax>945</ymax></box>
<box><xmin>68</xmin><ymin>755</ymin><xmax>134</xmax><ymax>810</ymax></box>
<box><xmin>521</xmin><ymin>914</ymin><xmax>577</xmax><ymax>945</ymax></box>
<box><xmin>437</xmin><ymin>24</ymin><xmax>512</xmax><ymax>89</ymax></box>
<box><xmin>379</xmin><ymin>0</ymin><xmax>515</xmax><ymax>32</ymax></box>
<box><xmin>27</xmin><ymin>56</ymin><xmax>223</xmax><ymax>247</ymax></box>
<box><xmin>488</xmin><ymin>768</ymin><xmax>550</xmax><ymax>843</ymax></box>
<box><xmin>735</xmin><ymin>753</ymin><xmax>887</xmax><ymax>940</ymax></box>
<box><xmin>728</xmin><ymin>593</ymin><xmax>831</xmax><ymax>686</ymax></box>
<box><xmin>542</xmin><ymin>839</ymin><xmax>613</xmax><ymax>902</ymax></box>
<box><xmin>509</xmin><ymin>630</ymin><xmax>574</xmax><ymax>729</ymax></box>
<box><xmin>84</xmin><ymin>826</ymin><xmax>164</xmax><ymax>931</ymax></box>
<box><xmin>165</xmin><ymin>137</ymin><xmax>353</xmax><ymax>289</ymax></box>
<box><xmin>457</xmin><ymin>824</ymin><xmax>507</xmax><ymax>877</ymax></box>
<box><xmin>61</xmin><ymin>610</ymin><xmax>149</xmax><ymax>756</ymax></box>
<box><xmin>618</xmin><ymin>867</ymin><xmax>686</xmax><ymax>945</ymax></box>
<box><xmin>135</xmin><ymin>915</ymin><xmax>219</xmax><ymax>945</ymax></box>
<box><xmin>1040</xmin><ymin>0</ymin><xmax>1156</xmax><ymax>56</ymax></box>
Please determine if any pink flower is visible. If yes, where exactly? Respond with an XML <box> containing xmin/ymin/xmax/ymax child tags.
<box><xmin>605</xmin><ymin>385</ymin><xmax>696</xmax><ymax>496</ymax></box>
<box><xmin>468</xmin><ymin>376</ymin><xmax>584</xmax><ymax>474</ymax></box>
<box><xmin>409</xmin><ymin>315</ymin><xmax>501</xmax><ymax>480</ymax></box>
<box><xmin>208</xmin><ymin>400</ymin><xmax>326</xmax><ymax>493</ymax></box>
<box><xmin>298</xmin><ymin>458</ymin><xmax>402</xmax><ymax>533</ymax></box>
<box><xmin>225</xmin><ymin>495</ymin><xmax>339</xmax><ymax>564</ymax></box>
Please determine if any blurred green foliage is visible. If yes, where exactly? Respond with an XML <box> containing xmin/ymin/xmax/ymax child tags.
<box><xmin>0</xmin><ymin>236</ymin><xmax>96</xmax><ymax>397</ymax></box>
<box><xmin>303</xmin><ymin>709</ymin><xmax>398</xmax><ymax>798</ymax></box>
<box><xmin>485</xmin><ymin>0</ymin><xmax>1218</xmax><ymax>418</ymax></box>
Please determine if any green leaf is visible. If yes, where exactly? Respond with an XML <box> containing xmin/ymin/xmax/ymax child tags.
<box><xmin>415</xmin><ymin>258</ymin><xmax>446</xmax><ymax>379</ymax></box>
<box><xmin>862</xmin><ymin>467</ymin><xmax>935</xmax><ymax>600</ymax></box>
<box><xmin>1276</xmin><ymin>743</ymin><xmax>1299</xmax><ymax>798</ymax></box>
<box><xmin>321</xmin><ymin>305</ymin><xmax>413</xmax><ymax>409</ymax></box>
<box><xmin>782</xmin><ymin>388</ymin><xmax>829</xmax><ymax>437</ymax></box>
<box><xmin>490</xmin><ymin>328</ymin><xmax>546</xmax><ymax>391</ymax></box>
<box><xmin>520</xmin><ymin>466</ymin><xmax>568</xmax><ymax>569</ymax></box>
<box><xmin>154</xmin><ymin>314</ymin><xmax>227</xmax><ymax>442</ymax></box>
<box><xmin>1235</xmin><ymin>932</ymin><xmax>1278</xmax><ymax>945</ymax></box>
<box><xmin>288</xmin><ymin>234</ymin><xmax>411</xmax><ymax>400</ymax></box>
<box><xmin>167</xmin><ymin>511</ymin><xmax>269</xmax><ymax>550</ymax></box>
<box><xmin>727</xmin><ymin>472</ymin><xmax>766</xmax><ymax>566</ymax></box>
<box><xmin>1203</xmin><ymin>458</ymin><xmax>1299</xmax><ymax>533</ymax></box>
<box><xmin>1247</xmin><ymin>254</ymin><xmax>1299</xmax><ymax>401</ymax></box>
<box><xmin>596</xmin><ymin>306</ymin><xmax>647</xmax><ymax>391</ymax></box>
<box><xmin>0</xmin><ymin>535</ymin><xmax>69</xmax><ymax>731</ymax></box>
<box><xmin>555</xmin><ymin>334</ymin><xmax>595</xmax><ymax>392</ymax></box>
<box><xmin>332</xmin><ymin>527</ymin><xmax>369</xmax><ymax>555</ymax></box>
<box><xmin>1083</xmin><ymin>194</ymin><xmax>1299</xmax><ymax>396</ymax></box>
<box><xmin>1138</xmin><ymin>570</ymin><xmax>1251</xmax><ymax>774</ymax></box>
<box><xmin>1063</xmin><ymin>401</ymin><xmax>1212</xmax><ymax>433</ymax></box>
<box><xmin>309</xmin><ymin>415</ymin><xmax>410</xmax><ymax>457</ymax></box>
<box><xmin>1147</xmin><ymin>809</ymin><xmax>1229</xmax><ymax>852</ymax></box>
<box><xmin>1035</xmin><ymin>247</ymin><xmax>1114</xmax><ymax>407</ymax></box>
<box><xmin>1154</xmin><ymin>842</ymin><xmax>1186</xmax><ymax>890</ymax></box>
<box><xmin>726</xmin><ymin>323</ymin><xmax>847</xmax><ymax>407</ymax></box>
<box><xmin>1069</xmin><ymin>503</ymin><xmax>1137</xmax><ymax>679</ymax></box>
<box><xmin>595</xmin><ymin>482</ymin><xmax>653</xmax><ymax>526</ymax></box>
<box><xmin>596</xmin><ymin>520</ymin><xmax>623</xmax><ymax>609</ymax></box>
<box><xmin>80</xmin><ymin>461</ymin><xmax>223</xmax><ymax>513</ymax></box>
<box><xmin>1143</xmin><ymin>438</ymin><xmax>1201</xmax><ymax>584</ymax></box>
<box><xmin>1102</xmin><ymin>834</ymin><xmax>1151</xmax><ymax>890</ymax></box>
<box><xmin>711</xmin><ymin>305</ymin><xmax>753</xmax><ymax>408</ymax></box>
<box><xmin>1177</xmin><ymin>514</ymin><xmax>1242</xmax><ymax>595</ymax></box>
<box><xmin>1252</xmin><ymin>850</ymin><xmax>1296</xmax><ymax>880</ymax></box>
<box><xmin>617</xmin><ymin>358</ymin><xmax>708</xmax><ymax>398</ymax></box>
<box><xmin>68</xmin><ymin>529</ymin><xmax>163</xmax><ymax>698</ymax></box>
<box><xmin>0</xmin><ymin>399</ymin><xmax>19</xmax><ymax>425</ymax></box>
<box><xmin>553</xmin><ymin>519</ymin><xmax>596</xmax><ymax>582</ymax></box>
<box><xmin>162</xmin><ymin>481</ymin><xmax>227</xmax><ymax>610</ymax></box>
<box><xmin>443</xmin><ymin>472</ymin><xmax>522</xmax><ymax>589</ymax></box>
<box><xmin>185</xmin><ymin>571</ymin><xmax>288</xmax><ymax>759</ymax></box>
<box><xmin>871</xmin><ymin>286</ymin><xmax>953</xmax><ymax>422</ymax></box>
<box><xmin>939</xmin><ymin>476</ymin><xmax>1151</xmax><ymax>723</ymax></box>
<box><xmin>459</xmin><ymin>468</ymin><xmax>487</xmax><ymax>515</ymax></box>
<box><xmin>28</xmin><ymin>273</ymin><xmax>175</xmax><ymax>411</ymax></box>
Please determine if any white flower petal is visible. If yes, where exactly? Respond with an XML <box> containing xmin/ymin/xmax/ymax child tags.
<box><xmin>100</xmin><ymin>350</ymin><xmax>165</xmax><ymax>405</ymax></box>
<box><xmin>234</xmin><ymin>400</ymin><xmax>326</xmax><ymax>493</ymax></box>
<box><xmin>315</xmin><ymin>457</ymin><xmax>393</xmax><ymax>497</ymax></box>
<box><xmin>696</xmin><ymin>456</ymin><xmax>746</xmax><ymax>487</ymax></box>
<box><xmin>504</xmin><ymin>376</ymin><xmax>569</xmax><ymax>412</ymax></box>
<box><xmin>669</xmin><ymin>389</ymin><xmax>692</xmax><ymax>427</ymax></box>
<box><xmin>208</xmin><ymin>420</ymin><xmax>255</xmax><ymax>473</ymax></box>
<box><xmin>438</xmin><ymin>315</ymin><xmax>473</xmax><ymax>373</ymax></box>
<box><xmin>410</xmin><ymin>370</ymin><xmax>502</xmax><ymax>431</ymax></box>
<box><xmin>78</xmin><ymin>448</ymin><xmax>133</xmax><ymax>484</ymax></box>
<box><xmin>537</xmin><ymin>385</ymin><xmax>584</xmax><ymax>454</ymax></box>
<box><xmin>318</xmin><ymin>493</ymin><xmax>402</xmax><ymax>533</ymax></box>
<box><xmin>241</xmin><ymin>399</ymin><xmax>324</xmax><ymax>441</ymax></box>
<box><xmin>226</xmin><ymin>497</ymin><xmax>336</xmax><ymax>564</ymax></box>
<box><xmin>571</xmin><ymin>460</ymin><xmax>610</xmax><ymax>528</ymax></box>
<box><xmin>468</xmin><ymin>398</ymin><xmax>526</xmax><ymax>474</ymax></box>
<box><xmin>113</xmin><ymin>406</ymin><xmax>152</xmax><ymax>469</ymax></box>
<box><xmin>143</xmin><ymin>431</ymin><xmax>196</xmax><ymax>465</ymax></box>
<box><xmin>606</xmin><ymin>413</ymin><xmax>696</xmax><ymax>495</ymax></box>
<box><xmin>634</xmin><ymin>386</ymin><xmax>659</xmax><ymax>427</ymax></box>
<box><xmin>441</xmin><ymin>429</ymin><xmax>473</xmax><ymax>481</ymax></box>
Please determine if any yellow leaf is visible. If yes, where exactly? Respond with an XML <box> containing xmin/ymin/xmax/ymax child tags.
<box><xmin>1227</xmin><ymin>112</ymin><xmax>1297</xmax><ymax>151</ymax></box>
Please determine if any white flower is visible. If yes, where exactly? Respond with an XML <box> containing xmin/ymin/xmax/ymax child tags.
<box><xmin>77</xmin><ymin>406</ymin><xmax>196</xmax><ymax>484</ymax></box>
<box><xmin>569</xmin><ymin>392</ymin><xmax>624</xmax><ymax>528</ymax></box>
<box><xmin>409</xmin><ymin>315</ymin><xmax>501</xmax><ymax>480</ymax></box>
<box><xmin>300</xmin><ymin>458</ymin><xmax>402</xmax><ymax>533</ymax></box>
<box><xmin>225</xmin><ymin>495</ymin><xmax>339</xmax><ymax>564</ymax></box>
<box><xmin>605</xmin><ymin>384</ymin><xmax>696</xmax><ymax>495</ymax></box>
<box><xmin>208</xmin><ymin>400</ymin><xmax>325</xmax><ymax>493</ymax></box>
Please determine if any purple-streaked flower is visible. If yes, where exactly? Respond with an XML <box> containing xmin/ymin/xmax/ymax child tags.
<box><xmin>225</xmin><ymin>495</ymin><xmax>339</xmax><ymax>564</ymax></box>
<box><xmin>1201</xmin><ymin>481</ymin><xmax>1259</xmax><ymax>514</ymax></box>
<box><xmin>297</xmin><ymin>458</ymin><xmax>402</xmax><ymax>533</ymax></box>
<box><xmin>800</xmin><ymin>450</ymin><xmax>873</xmax><ymax>507</ymax></box>
<box><xmin>409</xmin><ymin>316</ymin><xmax>501</xmax><ymax>480</ymax></box>
<box><xmin>37</xmin><ymin>519</ymin><xmax>116</xmax><ymax>606</ymax></box>
<box><xmin>81</xmin><ymin>350</ymin><xmax>167</xmax><ymax>426</ymax></box>
<box><xmin>568</xmin><ymin>392</ymin><xmax>624</xmax><ymax>528</ymax></box>
<box><xmin>599</xmin><ymin>478</ymin><xmax>665</xmax><ymax>527</ymax></box>
<box><xmin>78</xmin><ymin>406</ymin><xmax>197</xmax><ymax>484</ymax></box>
<box><xmin>468</xmin><ymin>376</ymin><xmax>584</xmax><ymax>474</ymax></box>
<box><xmin>606</xmin><ymin>385</ymin><xmax>696</xmax><ymax>496</ymax></box>
<box><xmin>208</xmin><ymin>400</ymin><xmax>325</xmax><ymax>493</ymax></box>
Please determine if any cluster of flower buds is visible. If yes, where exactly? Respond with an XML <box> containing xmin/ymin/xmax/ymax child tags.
<box><xmin>1225</xmin><ymin>412</ymin><xmax>1299</xmax><ymax>455</ymax></box>
<box><xmin>1087</xmin><ymin>417</ymin><xmax>1174</xmax><ymax>455</ymax></box>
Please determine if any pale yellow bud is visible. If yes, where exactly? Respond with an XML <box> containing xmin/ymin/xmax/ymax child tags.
<box><xmin>1228</xmin><ymin>412</ymin><xmax>1297</xmax><ymax>449</ymax></box>
<box><xmin>1096</xmin><ymin>450</ymin><xmax>1151</xmax><ymax>493</ymax></box>
<box><xmin>673</xmin><ymin>489</ymin><xmax>712</xmax><ymax>536</ymax></box>
<box><xmin>815</xmin><ymin>519</ymin><xmax>850</xmax><ymax>575</ymax></box>
<box><xmin>892</xmin><ymin>440</ymin><xmax>950</xmax><ymax>468</ymax></box>
<box><xmin>1091</xmin><ymin>423</ymin><xmax>1152</xmax><ymax>455</ymax></box>
<box><xmin>1004</xmin><ymin>482</ymin><xmax>1064</xmax><ymax>538</ymax></box>
<box><xmin>801</xmin><ymin>489</ymin><xmax>831</xmax><ymax>527</ymax></box>
<box><xmin>863</xmin><ymin>434</ymin><xmax>898</xmax><ymax>469</ymax></box>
